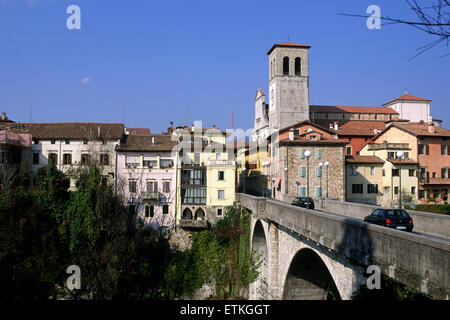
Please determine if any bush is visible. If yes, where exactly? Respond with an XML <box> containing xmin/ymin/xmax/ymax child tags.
<box><xmin>413</xmin><ymin>204</ymin><xmax>450</xmax><ymax>215</ymax></box>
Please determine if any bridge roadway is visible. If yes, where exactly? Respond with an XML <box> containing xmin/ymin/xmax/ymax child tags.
<box><xmin>236</xmin><ymin>193</ymin><xmax>450</xmax><ymax>300</ymax></box>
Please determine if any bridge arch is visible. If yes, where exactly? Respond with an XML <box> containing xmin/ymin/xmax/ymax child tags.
<box><xmin>282</xmin><ymin>248</ymin><xmax>341</xmax><ymax>300</ymax></box>
<box><xmin>251</xmin><ymin>220</ymin><xmax>269</xmax><ymax>299</ymax></box>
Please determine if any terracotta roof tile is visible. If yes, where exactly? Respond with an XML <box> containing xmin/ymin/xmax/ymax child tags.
<box><xmin>128</xmin><ymin>128</ymin><xmax>151</xmax><ymax>136</ymax></box>
<box><xmin>310</xmin><ymin>105</ymin><xmax>398</xmax><ymax>114</ymax></box>
<box><xmin>18</xmin><ymin>122</ymin><xmax>125</xmax><ymax>140</ymax></box>
<box><xmin>116</xmin><ymin>134</ymin><xmax>176</xmax><ymax>152</ymax></box>
<box><xmin>392</xmin><ymin>122</ymin><xmax>450</xmax><ymax>137</ymax></box>
<box><xmin>346</xmin><ymin>155</ymin><xmax>384</xmax><ymax>164</ymax></box>
<box><xmin>383</xmin><ymin>93</ymin><xmax>432</xmax><ymax>106</ymax></box>
<box><xmin>267</xmin><ymin>42</ymin><xmax>311</xmax><ymax>55</ymax></box>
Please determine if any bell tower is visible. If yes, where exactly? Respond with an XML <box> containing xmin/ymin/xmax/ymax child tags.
<box><xmin>267</xmin><ymin>42</ymin><xmax>311</xmax><ymax>135</ymax></box>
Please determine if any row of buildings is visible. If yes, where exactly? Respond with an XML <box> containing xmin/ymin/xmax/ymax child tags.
<box><xmin>242</xmin><ymin>42</ymin><xmax>450</xmax><ymax>207</ymax></box>
<box><xmin>1</xmin><ymin>42</ymin><xmax>449</xmax><ymax>233</ymax></box>
<box><xmin>0</xmin><ymin>114</ymin><xmax>236</xmax><ymax>232</ymax></box>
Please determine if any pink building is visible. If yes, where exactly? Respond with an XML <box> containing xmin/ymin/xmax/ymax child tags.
<box><xmin>115</xmin><ymin>134</ymin><xmax>177</xmax><ymax>232</ymax></box>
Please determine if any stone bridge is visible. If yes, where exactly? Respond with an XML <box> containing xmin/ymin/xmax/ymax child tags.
<box><xmin>236</xmin><ymin>193</ymin><xmax>450</xmax><ymax>300</ymax></box>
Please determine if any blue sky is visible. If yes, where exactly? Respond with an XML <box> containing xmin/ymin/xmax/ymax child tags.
<box><xmin>1</xmin><ymin>0</ymin><xmax>449</xmax><ymax>133</ymax></box>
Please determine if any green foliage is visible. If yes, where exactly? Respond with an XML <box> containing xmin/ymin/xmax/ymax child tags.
<box><xmin>413</xmin><ymin>204</ymin><xmax>450</xmax><ymax>215</ymax></box>
<box><xmin>351</xmin><ymin>275</ymin><xmax>432</xmax><ymax>300</ymax></box>
<box><xmin>163</xmin><ymin>204</ymin><xmax>260</xmax><ymax>300</ymax></box>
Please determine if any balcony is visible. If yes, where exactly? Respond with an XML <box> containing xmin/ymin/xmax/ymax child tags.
<box><xmin>179</xmin><ymin>219</ymin><xmax>208</xmax><ymax>228</ymax></box>
<box><xmin>419</xmin><ymin>177</ymin><xmax>450</xmax><ymax>185</ymax></box>
<box><xmin>207</xmin><ymin>159</ymin><xmax>235</xmax><ymax>166</ymax></box>
<box><xmin>142</xmin><ymin>192</ymin><xmax>161</xmax><ymax>200</ymax></box>
<box><xmin>367</xmin><ymin>143</ymin><xmax>410</xmax><ymax>150</ymax></box>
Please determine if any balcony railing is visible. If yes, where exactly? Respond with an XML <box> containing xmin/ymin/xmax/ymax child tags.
<box><xmin>179</xmin><ymin>219</ymin><xmax>208</xmax><ymax>228</ymax></box>
<box><xmin>142</xmin><ymin>192</ymin><xmax>161</xmax><ymax>200</ymax></box>
<box><xmin>420</xmin><ymin>177</ymin><xmax>450</xmax><ymax>185</ymax></box>
<box><xmin>207</xmin><ymin>160</ymin><xmax>235</xmax><ymax>166</ymax></box>
<box><xmin>367</xmin><ymin>143</ymin><xmax>410</xmax><ymax>150</ymax></box>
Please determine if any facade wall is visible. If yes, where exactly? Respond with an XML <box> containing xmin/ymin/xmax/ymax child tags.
<box><xmin>116</xmin><ymin>151</ymin><xmax>177</xmax><ymax>230</ymax></box>
<box><xmin>284</xmin><ymin>144</ymin><xmax>345</xmax><ymax>201</ymax></box>
<box><xmin>346</xmin><ymin>164</ymin><xmax>383</xmax><ymax>205</ymax></box>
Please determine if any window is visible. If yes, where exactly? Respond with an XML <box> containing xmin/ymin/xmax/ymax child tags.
<box><xmin>388</xmin><ymin>152</ymin><xmax>396</xmax><ymax>159</ymax></box>
<box><xmin>442</xmin><ymin>144</ymin><xmax>448</xmax><ymax>156</ymax></box>
<box><xmin>216</xmin><ymin>153</ymin><xmax>222</xmax><ymax>160</ymax></box>
<box><xmin>48</xmin><ymin>153</ymin><xmax>57</xmax><ymax>165</ymax></box>
<box><xmin>411</xmin><ymin>187</ymin><xmax>416</xmax><ymax>195</ymax></box>
<box><xmin>163</xmin><ymin>181</ymin><xmax>170</xmax><ymax>193</ymax></box>
<box><xmin>367</xmin><ymin>184</ymin><xmax>378</xmax><ymax>194</ymax></box>
<box><xmin>316</xmin><ymin>166</ymin><xmax>322</xmax><ymax>177</ymax></box>
<box><xmin>370</xmin><ymin>166</ymin><xmax>375</xmax><ymax>175</ymax></box>
<box><xmin>348</xmin><ymin>166</ymin><xmax>358</xmax><ymax>176</ymax></box>
<box><xmin>394</xmin><ymin>186</ymin><xmax>399</xmax><ymax>195</ymax></box>
<box><xmin>160</xmin><ymin>159</ymin><xmax>173</xmax><ymax>168</ymax></box>
<box><xmin>181</xmin><ymin>188</ymin><xmax>206</xmax><ymax>204</ymax></box>
<box><xmin>218</xmin><ymin>190</ymin><xmax>225</xmax><ymax>199</ymax></box>
<box><xmin>51</xmin><ymin>139</ymin><xmax>56</xmax><ymax>144</ymax></box>
<box><xmin>217</xmin><ymin>208</ymin><xmax>223</xmax><ymax>216</ymax></box>
<box><xmin>298</xmin><ymin>166</ymin><xmax>306</xmax><ymax>177</ymax></box>
<box><xmin>298</xmin><ymin>186</ymin><xmax>306</xmax><ymax>197</ymax></box>
<box><xmin>283</xmin><ymin>56</ymin><xmax>289</xmax><ymax>75</ymax></box>
<box><xmin>126</xmin><ymin>156</ymin><xmax>140</xmax><ymax>167</ymax></box>
<box><xmin>143</xmin><ymin>159</ymin><xmax>157</xmax><ymax>168</ymax></box>
<box><xmin>100</xmin><ymin>153</ymin><xmax>109</xmax><ymax>166</ymax></box>
<box><xmin>382</xmin><ymin>169</ymin><xmax>385</xmax><ymax>177</ymax></box>
<box><xmin>81</xmin><ymin>153</ymin><xmax>90</xmax><ymax>165</ymax></box>
<box><xmin>147</xmin><ymin>180</ymin><xmax>158</xmax><ymax>192</ymax></box>
<box><xmin>310</xmin><ymin>135</ymin><xmax>317</xmax><ymax>141</ymax></box>
<box><xmin>352</xmin><ymin>184</ymin><xmax>363</xmax><ymax>194</ymax></box>
<box><xmin>315</xmin><ymin>186</ymin><xmax>322</xmax><ymax>197</ymax></box>
<box><xmin>346</xmin><ymin>146</ymin><xmax>352</xmax><ymax>156</ymax></box>
<box><xmin>294</xmin><ymin>57</ymin><xmax>301</xmax><ymax>75</ymax></box>
<box><xmin>83</xmin><ymin>139</ymin><xmax>88</xmax><ymax>145</ymax></box>
<box><xmin>129</xmin><ymin>180</ymin><xmax>137</xmax><ymax>193</ymax></box>
<box><xmin>299</xmin><ymin>149</ymin><xmax>306</xmax><ymax>159</ymax></box>
<box><xmin>128</xmin><ymin>204</ymin><xmax>136</xmax><ymax>215</ymax></box>
<box><xmin>218</xmin><ymin>171</ymin><xmax>225</xmax><ymax>181</ymax></box>
<box><xmin>418</xmin><ymin>144</ymin><xmax>425</xmax><ymax>155</ymax></box>
<box><xmin>442</xmin><ymin>167</ymin><xmax>449</xmax><ymax>179</ymax></box>
<box><xmin>432</xmin><ymin>172</ymin><xmax>436</xmax><ymax>178</ymax></box>
<box><xmin>33</xmin><ymin>153</ymin><xmax>39</xmax><ymax>165</ymax></box>
<box><xmin>145</xmin><ymin>205</ymin><xmax>154</xmax><ymax>218</ymax></box>
<box><xmin>33</xmin><ymin>138</ymin><xmax>39</xmax><ymax>144</ymax></box>
<box><xmin>63</xmin><ymin>153</ymin><xmax>72</xmax><ymax>165</ymax></box>
<box><xmin>315</xmin><ymin>148</ymin><xmax>323</xmax><ymax>159</ymax></box>
<box><xmin>392</xmin><ymin>169</ymin><xmax>399</xmax><ymax>177</ymax></box>
<box><xmin>163</xmin><ymin>205</ymin><xmax>169</xmax><ymax>215</ymax></box>
<box><xmin>65</xmin><ymin>139</ymin><xmax>70</xmax><ymax>144</ymax></box>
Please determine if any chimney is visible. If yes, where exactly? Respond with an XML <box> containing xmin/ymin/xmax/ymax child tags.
<box><xmin>152</xmin><ymin>136</ymin><xmax>155</xmax><ymax>145</ymax></box>
<box><xmin>212</xmin><ymin>124</ymin><xmax>216</xmax><ymax>129</ymax></box>
<box><xmin>334</xmin><ymin>122</ymin><xmax>339</xmax><ymax>131</ymax></box>
<box><xmin>428</xmin><ymin>122</ymin><xmax>435</xmax><ymax>134</ymax></box>
<box><xmin>329</xmin><ymin>123</ymin><xmax>333</xmax><ymax>129</ymax></box>
<box><xmin>98</xmin><ymin>126</ymin><xmax>100</xmax><ymax>137</ymax></box>
<box><xmin>289</xmin><ymin>128</ymin><xmax>294</xmax><ymax>141</ymax></box>
<box><xmin>1</xmin><ymin>112</ymin><xmax>6</xmax><ymax>120</ymax></box>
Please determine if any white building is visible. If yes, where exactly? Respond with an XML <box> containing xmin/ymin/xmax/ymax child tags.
<box><xmin>22</xmin><ymin>122</ymin><xmax>125</xmax><ymax>189</ymax></box>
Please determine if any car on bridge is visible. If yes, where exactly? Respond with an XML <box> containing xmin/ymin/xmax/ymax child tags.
<box><xmin>291</xmin><ymin>197</ymin><xmax>315</xmax><ymax>210</ymax></box>
<box><xmin>364</xmin><ymin>209</ymin><xmax>414</xmax><ymax>232</ymax></box>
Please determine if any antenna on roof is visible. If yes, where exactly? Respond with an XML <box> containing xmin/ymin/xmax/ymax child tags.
<box><xmin>288</xmin><ymin>35</ymin><xmax>290</xmax><ymax>42</ymax></box>
<box><xmin>122</xmin><ymin>105</ymin><xmax>126</xmax><ymax>125</ymax></box>
<box><xmin>404</xmin><ymin>88</ymin><xmax>408</xmax><ymax>95</ymax></box>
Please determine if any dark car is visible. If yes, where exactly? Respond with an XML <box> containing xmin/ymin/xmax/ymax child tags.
<box><xmin>364</xmin><ymin>208</ymin><xmax>414</xmax><ymax>232</ymax></box>
<box><xmin>292</xmin><ymin>197</ymin><xmax>315</xmax><ymax>210</ymax></box>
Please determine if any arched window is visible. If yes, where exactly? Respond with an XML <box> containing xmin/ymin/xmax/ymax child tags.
<box><xmin>195</xmin><ymin>208</ymin><xmax>205</xmax><ymax>220</ymax></box>
<box><xmin>295</xmin><ymin>57</ymin><xmax>301</xmax><ymax>75</ymax></box>
<box><xmin>283</xmin><ymin>57</ymin><xmax>289</xmax><ymax>75</ymax></box>
<box><xmin>182</xmin><ymin>208</ymin><xmax>193</xmax><ymax>220</ymax></box>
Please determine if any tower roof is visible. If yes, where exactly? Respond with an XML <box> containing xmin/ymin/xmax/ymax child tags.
<box><xmin>267</xmin><ymin>42</ymin><xmax>311</xmax><ymax>55</ymax></box>
<box><xmin>382</xmin><ymin>93</ymin><xmax>432</xmax><ymax>106</ymax></box>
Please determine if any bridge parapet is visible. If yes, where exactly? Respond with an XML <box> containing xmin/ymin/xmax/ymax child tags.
<box><xmin>238</xmin><ymin>193</ymin><xmax>450</xmax><ymax>300</ymax></box>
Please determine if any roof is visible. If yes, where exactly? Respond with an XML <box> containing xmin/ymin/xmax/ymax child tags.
<box><xmin>279</xmin><ymin>136</ymin><xmax>347</xmax><ymax>145</ymax></box>
<box><xmin>390</xmin><ymin>122</ymin><xmax>450</xmax><ymax>138</ymax></box>
<box><xmin>346</xmin><ymin>155</ymin><xmax>384</xmax><ymax>164</ymax></box>
<box><xmin>313</xmin><ymin>120</ymin><xmax>387</xmax><ymax>136</ymax></box>
<box><xmin>387</xmin><ymin>159</ymin><xmax>419</xmax><ymax>165</ymax></box>
<box><xmin>310</xmin><ymin>105</ymin><xmax>398</xmax><ymax>115</ymax></box>
<box><xmin>267</xmin><ymin>42</ymin><xmax>311</xmax><ymax>55</ymax></box>
<box><xmin>18</xmin><ymin>122</ymin><xmax>125</xmax><ymax>140</ymax></box>
<box><xmin>383</xmin><ymin>93</ymin><xmax>432</xmax><ymax>106</ymax></box>
<box><xmin>279</xmin><ymin>119</ymin><xmax>337</xmax><ymax>135</ymax></box>
<box><xmin>116</xmin><ymin>134</ymin><xmax>176</xmax><ymax>152</ymax></box>
<box><xmin>128</xmin><ymin>128</ymin><xmax>151</xmax><ymax>136</ymax></box>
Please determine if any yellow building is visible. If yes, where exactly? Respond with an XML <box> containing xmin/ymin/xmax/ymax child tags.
<box><xmin>358</xmin><ymin>140</ymin><xmax>419</xmax><ymax>207</ymax></box>
<box><xmin>172</xmin><ymin>125</ymin><xmax>235</xmax><ymax>228</ymax></box>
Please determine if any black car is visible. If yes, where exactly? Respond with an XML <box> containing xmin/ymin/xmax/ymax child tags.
<box><xmin>364</xmin><ymin>208</ymin><xmax>414</xmax><ymax>232</ymax></box>
<box><xmin>292</xmin><ymin>197</ymin><xmax>315</xmax><ymax>210</ymax></box>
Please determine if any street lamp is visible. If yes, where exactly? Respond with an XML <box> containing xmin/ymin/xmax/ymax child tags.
<box><xmin>305</xmin><ymin>150</ymin><xmax>311</xmax><ymax>208</ymax></box>
<box><xmin>396</xmin><ymin>151</ymin><xmax>404</xmax><ymax>209</ymax></box>
<box><xmin>243</xmin><ymin>167</ymin><xmax>246</xmax><ymax>194</ymax></box>
<box><xmin>325</xmin><ymin>161</ymin><xmax>330</xmax><ymax>198</ymax></box>
<box><xmin>319</xmin><ymin>162</ymin><xmax>323</xmax><ymax>198</ymax></box>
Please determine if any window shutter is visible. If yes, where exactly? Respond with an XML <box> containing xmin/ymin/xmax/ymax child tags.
<box><xmin>302</xmin><ymin>167</ymin><xmax>306</xmax><ymax>177</ymax></box>
<box><xmin>426</xmin><ymin>144</ymin><xmax>430</xmax><ymax>155</ymax></box>
<box><xmin>300</xmin><ymin>149</ymin><xmax>305</xmax><ymax>159</ymax></box>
